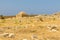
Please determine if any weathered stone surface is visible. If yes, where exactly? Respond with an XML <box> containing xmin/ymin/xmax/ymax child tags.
<box><xmin>16</xmin><ymin>11</ymin><xmax>28</xmax><ymax>18</ymax></box>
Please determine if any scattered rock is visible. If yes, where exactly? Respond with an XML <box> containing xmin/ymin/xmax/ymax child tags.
<box><xmin>8</xmin><ymin>33</ymin><xmax>15</xmax><ymax>38</ymax></box>
<box><xmin>0</xmin><ymin>33</ymin><xmax>15</xmax><ymax>38</ymax></box>
<box><xmin>22</xmin><ymin>38</ymin><xmax>27</xmax><ymax>40</ymax></box>
<box><xmin>48</xmin><ymin>25</ymin><xmax>58</xmax><ymax>32</ymax></box>
<box><xmin>31</xmin><ymin>34</ymin><xmax>38</xmax><ymax>39</ymax></box>
<box><xmin>0</xmin><ymin>33</ymin><xmax>9</xmax><ymax>37</ymax></box>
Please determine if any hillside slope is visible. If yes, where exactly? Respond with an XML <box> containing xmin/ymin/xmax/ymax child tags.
<box><xmin>0</xmin><ymin>12</ymin><xmax>60</xmax><ymax>40</ymax></box>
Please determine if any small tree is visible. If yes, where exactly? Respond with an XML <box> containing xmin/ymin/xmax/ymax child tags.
<box><xmin>0</xmin><ymin>15</ymin><xmax>4</xmax><ymax>19</ymax></box>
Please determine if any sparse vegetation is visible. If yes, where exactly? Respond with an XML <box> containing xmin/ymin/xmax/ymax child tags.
<box><xmin>0</xmin><ymin>15</ymin><xmax>4</xmax><ymax>19</ymax></box>
<box><xmin>0</xmin><ymin>12</ymin><xmax>60</xmax><ymax>40</ymax></box>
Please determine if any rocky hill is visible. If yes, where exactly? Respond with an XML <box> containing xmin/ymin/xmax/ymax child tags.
<box><xmin>0</xmin><ymin>12</ymin><xmax>60</xmax><ymax>40</ymax></box>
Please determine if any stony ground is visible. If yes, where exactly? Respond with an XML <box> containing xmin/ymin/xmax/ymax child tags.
<box><xmin>0</xmin><ymin>12</ymin><xmax>60</xmax><ymax>40</ymax></box>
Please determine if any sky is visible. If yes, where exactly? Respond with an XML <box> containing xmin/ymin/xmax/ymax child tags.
<box><xmin>0</xmin><ymin>0</ymin><xmax>60</xmax><ymax>16</ymax></box>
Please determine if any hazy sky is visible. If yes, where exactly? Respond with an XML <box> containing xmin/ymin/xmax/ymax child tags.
<box><xmin>0</xmin><ymin>0</ymin><xmax>60</xmax><ymax>15</ymax></box>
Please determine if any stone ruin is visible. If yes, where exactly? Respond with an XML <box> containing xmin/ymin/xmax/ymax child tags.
<box><xmin>16</xmin><ymin>11</ymin><xmax>38</xmax><ymax>18</ymax></box>
<box><xmin>16</xmin><ymin>11</ymin><xmax>28</xmax><ymax>18</ymax></box>
<box><xmin>0</xmin><ymin>11</ymin><xmax>60</xmax><ymax>19</ymax></box>
<box><xmin>0</xmin><ymin>11</ymin><xmax>28</xmax><ymax>19</ymax></box>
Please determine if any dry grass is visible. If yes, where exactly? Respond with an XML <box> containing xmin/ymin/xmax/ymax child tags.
<box><xmin>0</xmin><ymin>12</ymin><xmax>60</xmax><ymax>40</ymax></box>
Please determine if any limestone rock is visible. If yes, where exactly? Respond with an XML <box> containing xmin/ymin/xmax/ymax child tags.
<box><xmin>0</xmin><ymin>33</ymin><xmax>15</xmax><ymax>38</ymax></box>
<box><xmin>16</xmin><ymin>11</ymin><xmax>28</xmax><ymax>18</ymax></box>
